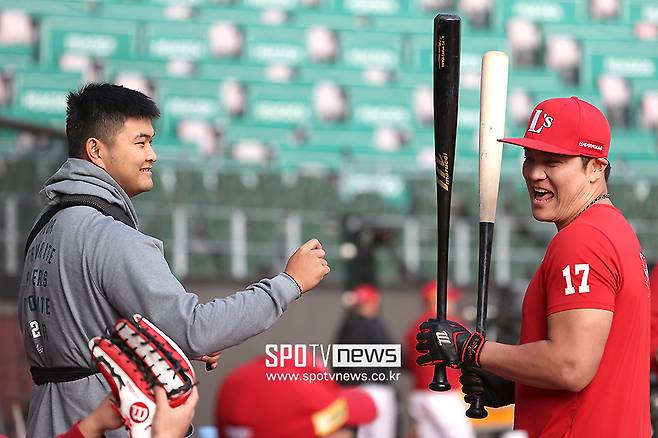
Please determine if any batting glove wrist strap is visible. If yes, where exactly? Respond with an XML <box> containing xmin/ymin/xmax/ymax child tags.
<box><xmin>461</xmin><ymin>332</ymin><xmax>485</xmax><ymax>368</ymax></box>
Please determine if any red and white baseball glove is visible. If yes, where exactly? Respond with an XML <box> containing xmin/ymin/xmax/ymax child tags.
<box><xmin>89</xmin><ymin>314</ymin><xmax>196</xmax><ymax>438</ymax></box>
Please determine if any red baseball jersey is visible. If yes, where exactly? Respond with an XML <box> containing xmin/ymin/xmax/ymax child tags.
<box><xmin>515</xmin><ymin>204</ymin><xmax>650</xmax><ymax>437</ymax></box>
<box><xmin>650</xmin><ymin>265</ymin><xmax>658</xmax><ymax>373</ymax></box>
<box><xmin>405</xmin><ymin>310</ymin><xmax>461</xmax><ymax>391</ymax></box>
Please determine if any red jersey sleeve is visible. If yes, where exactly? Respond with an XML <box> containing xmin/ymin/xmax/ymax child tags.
<box><xmin>55</xmin><ymin>421</ymin><xmax>85</xmax><ymax>438</ymax></box>
<box><xmin>543</xmin><ymin>224</ymin><xmax>620</xmax><ymax>316</ymax></box>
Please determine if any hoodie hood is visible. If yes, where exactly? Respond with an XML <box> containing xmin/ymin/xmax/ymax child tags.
<box><xmin>39</xmin><ymin>158</ymin><xmax>139</xmax><ymax>228</ymax></box>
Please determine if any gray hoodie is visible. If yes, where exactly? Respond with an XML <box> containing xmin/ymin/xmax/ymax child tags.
<box><xmin>18</xmin><ymin>158</ymin><xmax>300</xmax><ymax>437</ymax></box>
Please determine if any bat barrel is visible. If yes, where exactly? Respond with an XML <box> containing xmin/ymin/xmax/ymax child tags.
<box><xmin>431</xmin><ymin>13</ymin><xmax>461</xmax><ymax>393</ymax></box>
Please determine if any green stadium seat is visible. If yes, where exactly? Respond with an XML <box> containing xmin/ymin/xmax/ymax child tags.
<box><xmin>334</xmin><ymin>0</ymin><xmax>410</xmax><ymax>16</ymax></box>
<box><xmin>299</xmin><ymin>66</ymin><xmax>371</xmax><ymax>87</ymax></box>
<box><xmin>396</xmin><ymin>71</ymin><xmax>430</xmax><ymax>88</ymax></box>
<box><xmin>0</xmin><ymin>0</ymin><xmax>87</xmax><ymax>17</ymax></box>
<box><xmin>609</xmin><ymin>129</ymin><xmax>657</xmax><ymax>161</ymax></box>
<box><xmin>295</xmin><ymin>12</ymin><xmax>365</xmax><ymax>31</ymax></box>
<box><xmin>92</xmin><ymin>3</ymin><xmax>173</xmax><ymax>21</ymax></box>
<box><xmin>583</xmin><ymin>40</ymin><xmax>658</xmax><ymax>88</ymax></box>
<box><xmin>277</xmin><ymin>144</ymin><xmax>343</xmax><ymax>172</ymax></box>
<box><xmin>461</xmin><ymin>35</ymin><xmax>509</xmax><ymax>72</ymax></box>
<box><xmin>246</xmin><ymin>82</ymin><xmax>313</xmax><ymax>126</ymax></box>
<box><xmin>9</xmin><ymin>68</ymin><xmax>81</xmax><ymax>121</ymax></box>
<box><xmin>340</xmin><ymin>30</ymin><xmax>402</xmax><ymax>70</ymax></box>
<box><xmin>307</xmin><ymin>126</ymin><xmax>374</xmax><ymax>151</ymax></box>
<box><xmin>509</xmin><ymin>69</ymin><xmax>564</xmax><ymax>92</ymax></box>
<box><xmin>0</xmin><ymin>46</ymin><xmax>34</xmax><ymax>69</ymax></box>
<box><xmin>347</xmin><ymin>86</ymin><xmax>412</xmax><ymax>127</ymax></box>
<box><xmin>157</xmin><ymin>79</ymin><xmax>224</xmax><ymax>134</ymax></box>
<box><xmin>143</xmin><ymin>0</ymin><xmax>206</xmax><ymax>6</ymax></box>
<box><xmin>144</xmin><ymin>22</ymin><xmax>209</xmax><ymax>61</ymax></box>
<box><xmin>151</xmin><ymin>136</ymin><xmax>200</xmax><ymax>165</ymax></box>
<box><xmin>629</xmin><ymin>2</ymin><xmax>658</xmax><ymax>26</ymax></box>
<box><xmin>198</xmin><ymin>62</ymin><xmax>268</xmax><ymax>83</ymax></box>
<box><xmin>340</xmin><ymin>172</ymin><xmax>410</xmax><ymax>212</ymax></box>
<box><xmin>245</xmin><ymin>26</ymin><xmax>307</xmax><ymax>65</ymax></box>
<box><xmin>39</xmin><ymin>16</ymin><xmax>138</xmax><ymax>64</ymax></box>
<box><xmin>103</xmin><ymin>58</ymin><xmax>172</xmax><ymax>82</ymax></box>
<box><xmin>242</xmin><ymin>0</ymin><xmax>304</xmax><ymax>11</ymax></box>
<box><xmin>498</xmin><ymin>0</ymin><xmax>583</xmax><ymax>24</ymax></box>
<box><xmin>541</xmin><ymin>23</ymin><xmax>633</xmax><ymax>41</ymax></box>
<box><xmin>225</xmin><ymin>122</ymin><xmax>293</xmax><ymax>145</ymax></box>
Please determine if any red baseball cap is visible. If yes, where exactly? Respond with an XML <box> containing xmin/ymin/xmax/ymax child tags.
<box><xmin>352</xmin><ymin>284</ymin><xmax>380</xmax><ymax>304</ymax></box>
<box><xmin>421</xmin><ymin>280</ymin><xmax>462</xmax><ymax>302</ymax></box>
<box><xmin>216</xmin><ymin>355</ymin><xmax>377</xmax><ymax>438</ymax></box>
<box><xmin>499</xmin><ymin>97</ymin><xmax>611</xmax><ymax>158</ymax></box>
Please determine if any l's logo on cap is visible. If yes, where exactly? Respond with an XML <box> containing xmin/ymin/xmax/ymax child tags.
<box><xmin>527</xmin><ymin>109</ymin><xmax>554</xmax><ymax>134</ymax></box>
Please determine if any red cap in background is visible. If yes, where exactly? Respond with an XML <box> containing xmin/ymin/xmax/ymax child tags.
<box><xmin>499</xmin><ymin>96</ymin><xmax>611</xmax><ymax>158</ymax></box>
<box><xmin>216</xmin><ymin>355</ymin><xmax>377</xmax><ymax>438</ymax></box>
<box><xmin>352</xmin><ymin>283</ymin><xmax>380</xmax><ymax>304</ymax></box>
<box><xmin>421</xmin><ymin>280</ymin><xmax>462</xmax><ymax>302</ymax></box>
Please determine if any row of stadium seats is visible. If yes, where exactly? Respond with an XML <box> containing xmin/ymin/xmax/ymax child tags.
<box><xmin>1</xmin><ymin>149</ymin><xmax>656</xmax><ymax>283</ymax></box>
<box><xmin>2</xmin><ymin>0</ymin><xmax>653</xmax><ymax>25</ymax></box>
<box><xmin>4</xmin><ymin>11</ymin><xmax>654</xmax><ymax>79</ymax></box>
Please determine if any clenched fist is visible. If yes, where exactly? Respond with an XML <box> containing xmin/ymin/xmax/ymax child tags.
<box><xmin>284</xmin><ymin>239</ymin><xmax>330</xmax><ymax>294</ymax></box>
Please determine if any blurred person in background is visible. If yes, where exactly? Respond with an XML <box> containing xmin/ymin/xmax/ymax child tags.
<box><xmin>215</xmin><ymin>354</ymin><xmax>377</xmax><ymax>438</ymax></box>
<box><xmin>404</xmin><ymin>281</ymin><xmax>475</xmax><ymax>438</ymax></box>
<box><xmin>18</xmin><ymin>83</ymin><xmax>330</xmax><ymax>437</ymax></box>
<box><xmin>333</xmin><ymin>284</ymin><xmax>397</xmax><ymax>438</ymax></box>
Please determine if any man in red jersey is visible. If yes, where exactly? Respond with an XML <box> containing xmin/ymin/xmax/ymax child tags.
<box><xmin>416</xmin><ymin>97</ymin><xmax>651</xmax><ymax>437</ymax></box>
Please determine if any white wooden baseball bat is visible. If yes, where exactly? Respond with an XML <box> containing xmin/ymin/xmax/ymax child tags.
<box><xmin>466</xmin><ymin>50</ymin><xmax>509</xmax><ymax>420</ymax></box>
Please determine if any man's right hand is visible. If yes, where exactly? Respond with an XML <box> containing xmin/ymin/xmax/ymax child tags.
<box><xmin>460</xmin><ymin>367</ymin><xmax>515</xmax><ymax>408</ymax></box>
<box><xmin>284</xmin><ymin>239</ymin><xmax>330</xmax><ymax>293</ymax></box>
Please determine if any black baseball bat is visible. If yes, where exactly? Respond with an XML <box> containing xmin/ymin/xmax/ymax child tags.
<box><xmin>430</xmin><ymin>13</ymin><xmax>461</xmax><ymax>393</ymax></box>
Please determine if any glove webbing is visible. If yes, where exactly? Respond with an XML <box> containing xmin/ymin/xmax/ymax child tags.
<box><xmin>106</xmin><ymin>317</ymin><xmax>195</xmax><ymax>397</ymax></box>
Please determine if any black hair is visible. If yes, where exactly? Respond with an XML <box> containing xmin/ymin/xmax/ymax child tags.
<box><xmin>66</xmin><ymin>83</ymin><xmax>160</xmax><ymax>158</ymax></box>
<box><xmin>581</xmin><ymin>156</ymin><xmax>611</xmax><ymax>181</ymax></box>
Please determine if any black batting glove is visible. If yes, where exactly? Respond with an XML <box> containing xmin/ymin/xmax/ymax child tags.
<box><xmin>415</xmin><ymin>319</ymin><xmax>485</xmax><ymax>368</ymax></box>
<box><xmin>460</xmin><ymin>367</ymin><xmax>515</xmax><ymax>408</ymax></box>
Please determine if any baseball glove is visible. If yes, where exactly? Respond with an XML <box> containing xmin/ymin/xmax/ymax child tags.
<box><xmin>89</xmin><ymin>314</ymin><xmax>196</xmax><ymax>438</ymax></box>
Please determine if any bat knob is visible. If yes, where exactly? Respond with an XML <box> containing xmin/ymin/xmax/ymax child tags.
<box><xmin>429</xmin><ymin>365</ymin><xmax>451</xmax><ymax>391</ymax></box>
<box><xmin>465</xmin><ymin>396</ymin><xmax>488</xmax><ymax>419</ymax></box>
<box><xmin>429</xmin><ymin>380</ymin><xmax>451</xmax><ymax>391</ymax></box>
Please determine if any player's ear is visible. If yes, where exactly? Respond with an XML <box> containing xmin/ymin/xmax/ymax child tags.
<box><xmin>589</xmin><ymin>158</ymin><xmax>607</xmax><ymax>182</ymax></box>
<box><xmin>85</xmin><ymin>137</ymin><xmax>106</xmax><ymax>170</ymax></box>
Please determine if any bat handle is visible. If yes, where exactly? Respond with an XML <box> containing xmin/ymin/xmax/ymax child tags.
<box><xmin>429</xmin><ymin>365</ymin><xmax>451</xmax><ymax>391</ymax></box>
<box><xmin>466</xmin><ymin>394</ymin><xmax>488</xmax><ymax>418</ymax></box>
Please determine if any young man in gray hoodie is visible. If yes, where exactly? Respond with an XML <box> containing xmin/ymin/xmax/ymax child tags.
<box><xmin>18</xmin><ymin>83</ymin><xmax>330</xmax><ymax>437</ymax></box>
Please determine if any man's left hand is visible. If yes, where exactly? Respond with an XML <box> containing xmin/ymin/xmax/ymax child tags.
<box><xmin>195</xmin><ymin>351</ymin><xmax>222</xmax><ymax>371</ymax></box>
<box><xmin>416</xmin><ymin>319</ymin><xmax>485</xmax><ymax>368</ymax></box>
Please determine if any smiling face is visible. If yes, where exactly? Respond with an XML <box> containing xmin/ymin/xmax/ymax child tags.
<box><xmin>522</xmin><ymin>148</ymin><xmax>607</xmax><ymax>229</ymax></box>
<box><xmin>87</xmin><ymin>117</ymin><xmax>157</xmax><ymax>197</ymax></box>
